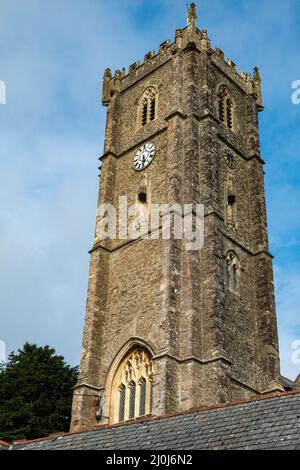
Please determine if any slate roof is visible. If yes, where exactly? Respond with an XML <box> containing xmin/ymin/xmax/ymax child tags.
<box><xmin>4</xmin><ymin>391</ymin><xmax>300</xmax><ymax>450</ymax></box>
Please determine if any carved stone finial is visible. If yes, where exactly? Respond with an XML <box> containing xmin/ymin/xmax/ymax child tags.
<box><xmin>104</xmin><ymin>68</ymin><xmax>112</xmax><ymax>79</ymax></box>
<box><xmin>253</xmin><ymin>66</ymin><xmax>261</xmax><ymax>82</ymax></box>
<box><xmin>114</xmin><ymin>69</ymin><xmax>122</xmax><ymax>79</ymax></box>
<box><xmin>253</xmin><ymin>67</ymin><xmax>263</xmax><ymax>111</ymax></box>
<box><xmin>175</xmin><ymin>28</ymin><xmax>183</xmax><ymax>48</ymax></box>
<box><xmin>200</xmin><ymin>28</ymin><xmax>211</xmax><ymax>52</ymax></box>
<box><xmin>102</xmin><ymin>68</ymin><xmax>112</xmax><ymax>106</ymax></box>
<box><xmin>187</xmin><ymin>2</ymin><xmax>197</xmax><ymax>31</ymax></box>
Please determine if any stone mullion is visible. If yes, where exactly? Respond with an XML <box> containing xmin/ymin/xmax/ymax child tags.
<box><xmin>145</xmin><ymin>379</ymin><xmax>152</xmax><ymax>415</ymax></box>
<box><xmin>135</xmin><ymin>380</ymin><xmax>141</xmax><ymax>418</ymax></box>
<box><xmin>146</xmin><ymin>97</ymin><xmax>150</xmax><ymax>125</ymax></box>
<box><xmin>113</xmin><ymin>387</ymin><xmax>120</xmax><ymax>423</ymax></box>
<box><xmin>124</xmin><ymin>385</ymin><xmax>131</xmax><ymax>421</ymax></box>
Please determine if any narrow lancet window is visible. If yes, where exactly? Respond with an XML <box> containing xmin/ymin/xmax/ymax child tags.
<box><xmin>139</xmin><ymin>88</ymin><xmax>157</xmax><ymax>127</ymax></box>
<box><xmin>218</xmin><ymin>85</ymin><xmax>234</xmax><ymax>131</ymax></box>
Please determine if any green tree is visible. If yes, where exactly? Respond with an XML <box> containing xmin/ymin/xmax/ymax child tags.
<box><xmin>0</xmin><ymin>343</ymin><xmax>78</xmax><ymax>443</ymax></box>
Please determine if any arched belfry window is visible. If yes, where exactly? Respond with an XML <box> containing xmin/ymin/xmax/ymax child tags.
<box><xmin>139</xmin><ymin>87</ymin><xmax>157</xmax><ymax>127</ymax></box>
<box><xmin>110</xmin><ymin>347</ymin><xmax>153</xmax><ymax>423</ymax></box>
<box><xmin>225</xmin><ymin>251</ymin><xmax>240</xmax><ymax>293</ymax></box>
<box><xmin>218</xmin><ymin>85</ymin><xmax>234</xmax><ymax>131</ymax></box>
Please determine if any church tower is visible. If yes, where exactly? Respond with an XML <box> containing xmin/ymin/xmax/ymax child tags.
<box><xmin>71</xmin><ymin>3</ymin><xmax>283</xmax><ymax>432</ymax></box>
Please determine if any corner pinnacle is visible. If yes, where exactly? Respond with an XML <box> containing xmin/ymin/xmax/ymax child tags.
<box><xmin>187</xmin><ymin>2</ymin><xmax>197</xmax><ymax>30</ymax></box>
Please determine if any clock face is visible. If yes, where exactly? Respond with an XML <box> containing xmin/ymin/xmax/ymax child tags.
<box><xmin>224</xmin><ymin>150</ymin><xmax>235</xmax><ymax>169</ymax></box>
<box><xmin>133</xmin><ymin>143</ymin><xmax>156</xmax><ymax>171</ymax></box>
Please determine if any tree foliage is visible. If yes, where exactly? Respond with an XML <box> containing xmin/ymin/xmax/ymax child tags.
<box><xmin>0</xmin><ymin>343</ymin><xmax>78</xmax><ymax>443</ymax></box>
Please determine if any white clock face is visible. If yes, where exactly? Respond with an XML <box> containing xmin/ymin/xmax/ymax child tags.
<box><xmin>133</xmin><ymin>143</ymin><xmax>156</xmax><ymax>171</ymax></box>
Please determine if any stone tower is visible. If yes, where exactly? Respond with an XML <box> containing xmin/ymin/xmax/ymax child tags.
<box><xmin>71</xmin><ymin>3</ymin><xmax>283</xmax><ymax>432</ymax></box>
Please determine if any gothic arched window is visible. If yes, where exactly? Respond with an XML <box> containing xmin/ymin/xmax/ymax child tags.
<box><xmin>225</xmin><ymin>251</ymin><xmax>240</xmax><ymax>293</ymax></box>
<box><xmin>218</xmin><ymin>85</ymin><xmax>234</xmax><ymax>131</ymax></box>
<box><xmin>110</xmin><ymin>347</ymin><xmax>153</xmax><ymax>423</ymax></box>
<box><xmin>139</xmin><ymin>88</ymin><xmax>157</xmax><ymax>127</ymax></box>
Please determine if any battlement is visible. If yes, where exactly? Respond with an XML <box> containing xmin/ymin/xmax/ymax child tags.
<box><xmin>102</xmin><ymin>3</ymin><xmax>263</xmax><ymax>111</ymax></box>
<box><xmin>212</xmin><ymin>46</ymin><xmax>263</xmax><ymax>108</ymax></box>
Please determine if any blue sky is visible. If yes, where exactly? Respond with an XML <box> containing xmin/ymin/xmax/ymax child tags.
<box><xmin>0</xmin><ymin>0</ymin><xmax>299</xmax><ymax>380</ymax></box>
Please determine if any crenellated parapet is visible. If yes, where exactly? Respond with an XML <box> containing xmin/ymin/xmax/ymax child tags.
<box><xmin>101</xmin><ymin>2</ymin><xmax>263</xmax><ymax>111</ymax></box>
<box><xmin>211</xmin><ymin>48</ymin><xmax>263</xmax><ymax>110</ymax></box>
